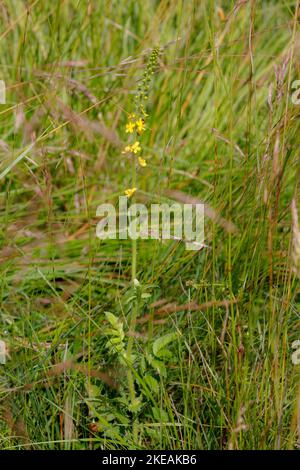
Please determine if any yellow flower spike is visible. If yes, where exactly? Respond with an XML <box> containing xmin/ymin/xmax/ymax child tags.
<box><xmin>138</xmin><ymin>157</ymin><xmax>147</xmax><ymax>167</ymax></box>
<box><xmin>131</xmin><ymin>141</ymin><xmax>141</xmax><ymax>154</ymax></box>
<box><xmin>124</xmin><ymin>187</ymin><xmax>137</xmax><ymax>198</ymax></box>
<box><xmin>125</xmin><ymin>121</ymin><xmax>135</xmax><ymax>133</ymax></box>
<box><xmin>136</xmin><ymin>118</ymin><xmax>146</xmax><ymax>134</ymax></box>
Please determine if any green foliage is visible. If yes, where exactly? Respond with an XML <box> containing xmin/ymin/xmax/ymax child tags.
<box><xmin>104</xmin><ymin>311</ymin><xmax>126</xmax><ymax>361</ymax></box>
<box><xmin>152</xmin><ymin>332</ymin><xmax>178</xmax><ymax>359</ymax></box>
<box><xmin>0</xmin><ymin>0</ymin><xmax>299</xmax><ymax>451</ymax></box>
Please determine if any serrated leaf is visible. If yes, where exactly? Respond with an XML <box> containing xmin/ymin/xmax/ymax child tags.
<box><xmin>105</xmin><ymin>311</ymin><xmax>119</xmax><ymax>327</ymax></box>
<box><xmin>128</xmin><ymin>396</ymin><xmax>143</xmax><ymax>413</ymax></box>
<box><xmin>141</xmin><ymin>293</ymin><xmax>151</xmax><ymax>299</ymax></box>
<box><xmin>152</xmin><ymin>332</ymin><xmax>178</xmax><ymax>357</ymax></box>
<box><xmin>152</xmin><ymin>407</ymin><xmax>169</xmax><ymax>422</ymax></box>
<box><xmin>144</xmin><ymin>375</ymin><xmax>159</xmax><ymax>394</ymax></box>
<box><xmin>147</xmin><ymin>355</ymin><xmax>167</xmax><ymax>377</ymax></box>
<box><xmin>155</xmin><ymin>348</ymin><xmax>172</xmax><ymax>359</ymax></box>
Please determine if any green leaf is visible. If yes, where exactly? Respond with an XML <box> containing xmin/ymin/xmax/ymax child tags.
<box><xmin>153</xmin><ymin>332</ymin><xmax>178</xmax><ymax>357</ymax></box>
<box><xmin>105</xmin><ymin>311</ymin><xmax>119</xmax><ymax>327</ymax></box>
<box><xmin>144</xmin><ymin>375</ymin><xmax>159</xmax><ymax>394</ymax></box>
<box><xmin>147</xmin><ymin>355</ymin><xmax>167</xmax><ymax>377</ymax></box>
<box><xmin>141</xmin><ymin>293</ymin><xmax>151</xmax><ymax>299</ymax></box>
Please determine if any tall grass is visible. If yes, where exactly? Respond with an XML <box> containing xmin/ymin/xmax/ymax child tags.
<box><xmin>0</xmin><ymin>0</ymin><xmax>300</xmax><ymax>450</ymax></box>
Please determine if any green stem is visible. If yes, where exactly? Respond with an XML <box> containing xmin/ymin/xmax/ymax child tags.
<box><xmin>126</xmin><ymin>151</ymin><xmax>138</xmax><ymax>444</ymax></box>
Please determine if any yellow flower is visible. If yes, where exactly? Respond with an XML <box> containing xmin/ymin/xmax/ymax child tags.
<box><xmin>122</xmin><ymin>141</ymin><xmax>141</xmax><ymax>154</ymax></box>
<box><xmin>125</xmin><ymin>121</ymin><xmax>135</xmax><ymax>133</ymax></box>
<box><xmin>122</xmin><ymin>145</ymin><xmax>132</xmax><ymax>154</ymax></box>
<box><xmin>131</xmin><ymin>141</ymin><xmax>141</xmax><ymax>154</ymax></box>
<box><xmin>138</xmin><ymin>157</ymin><xmax>147</xmax><ymax>167</ymax></box>
<box><xmin>124</xmin><ymin>187</ymin><xmax>137</xmax><ymax>198</ymax></box>
<box><xmin>136</xmin><ymin>118</ymin><xmax>146</xmax><ymax>134</ymax></box>
<box><xmin>128</xmin><ymin>113</ymin><xmax>136</xmax><ymax>119</ymax></box>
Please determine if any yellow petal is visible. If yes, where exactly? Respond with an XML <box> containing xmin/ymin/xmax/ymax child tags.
<box><xmin>122</xmin><ymin>145</ymin><xmax>131</xmax><ymax>154</ymax></box>
<box><xmin>138</xmin><ymin>157</ymin><xmax>147</xmax><ymax>167</ymax></box>
<box><xmin>136</xmin><ymin>118</ymin><xmax>146</xmax><ymax>134</ymax></box>
<box><xmin>132</xmin><ymin>141</ymin><xmax>141</xmax><ymax>154</ymax></box>
<box><xmin>125</xmin><ymin>122</ymin><xmax>135</xmax><ymax>133</ymax></box>
<box><xmin>124</xmin><ymin>187</ymin><xmax>137</xmax><ymax>198</ymax></box>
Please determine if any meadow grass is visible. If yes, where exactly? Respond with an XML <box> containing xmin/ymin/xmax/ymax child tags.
<box><xmin>0</xmin><ymin>0</ymin><xmax>300</xmax><ymax>450</ymax></box>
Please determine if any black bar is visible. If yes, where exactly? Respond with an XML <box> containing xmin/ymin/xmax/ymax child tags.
<box><xmin>0</xmin><ymin>450</ymin><xmax>299</xmax><ymax>466</ymax></box>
